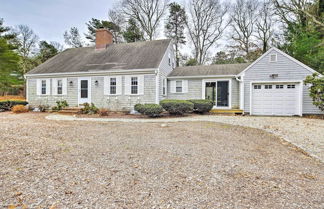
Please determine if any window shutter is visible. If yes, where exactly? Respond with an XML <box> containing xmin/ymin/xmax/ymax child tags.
<box><xmin>36</xmin><ymin>79</ymin><xmax>41</xmax><ymax>95</ymax></box>
<box><xmin>62</xmin><ymin>78</ymin><xmax>67</xmax><ymax>95</ymax></box>
<box><xmin>124</xmin><ymin>76</ymin><xmax>131</xmax><ymax>95</ymax></box>
<box><xmin>104</xmin><ymin>76</ymin><xmax>109</xmax><ymax>95</ymax></box>
<box><xmin>182</xmin><ymin>80</ymin><xmax>188</xmax><ymax>93</ymax></box>
<box><xmin>138</xmin><ymin>75</ymin><xmax>144</xmax><ymax>95</ymax></box>
<box><xmin>170</xmin><ymin>80</ymin><xmax>176</xmax><ymax>93</ymax></box>
<box><xmin>46</xmin><ymin>79</ymin><xmax>51</xmax><ymax>95</ymax></box>
<box><xmin>116</xmin><ymin>76</ymin><xmax>122</xmax><ymax>95</ymax></box>
<box><xmin>52</xmin><ymin>78</ymin><xmax>57</xmax><ymax>95</ymax></box>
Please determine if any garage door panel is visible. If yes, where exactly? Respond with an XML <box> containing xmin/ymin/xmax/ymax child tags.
<box><xmin>252</xmin><ymin>83</ymin><xmax>300</xmax><ymax>116</ymax></box>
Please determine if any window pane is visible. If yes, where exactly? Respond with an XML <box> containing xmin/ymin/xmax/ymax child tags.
<box><xmin>80</xmin><ymin>80</ymin><xmax>88</xmax><ymax>98</ymax></box>
<box><xmin>110</xmin><ymin>78</ymin><xmax>116</xmax><ymax>94</ymax></box>
<box><xmin>57</xmin><ymin>80</ymin><xmax>62</xmax><ymax>94</ymax></box>
<box><xmin>41</xmin><ymin>80</ymin><xmax>46</xmax><ymax>94</ymax></box>
<box><xmin>131</xmin><ymin>77</ymin><xmax>138</xmax><ymax>94</ymax></box>
<box><xmin>131</xmin><ymin>86</ymin><xmax>138</xmax><ymax>94</ymax></box>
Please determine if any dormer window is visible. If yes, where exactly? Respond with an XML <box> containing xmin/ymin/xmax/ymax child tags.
<box><xmin>168</xmin><ymin>53</ymin><xmax>171</xmax><ymax>66</ymax></box>
<box><xmin>269</xmin><ymin>54</ymin><xmax>277</xmax><ymax>62</ymax></box>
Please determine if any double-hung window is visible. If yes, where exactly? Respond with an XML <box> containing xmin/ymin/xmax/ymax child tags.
<box><xmin>131</xmin><ymin>77</ymin><xmax>138</xmax><ymax>94</ymax></box>
<box><xmin>163</xmin><ymin>78</ymin><xmax>167</xmax><ymax>95</ymax></box>
<box><xmin>41</xmin><ymin>80</ymin><xmax>47</xmax><ymax>95</ymax></box>
<box><xmin>176</xmin><ymin>80</ymin><xmax>182</xmax><ymax>93</ymax></box>
<box><xmin>57</xmin><ymin>79</ymin><xmax>63</xmax><ymax>95</ymax></box>
<box><xmin>110</xmin><ymin>78</ymin><xmax>117</xmax><ymax>94</ymax></box>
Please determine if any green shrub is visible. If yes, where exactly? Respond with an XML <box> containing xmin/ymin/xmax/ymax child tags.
<box><xmin>0</xmin><ymin>100</ymin><xmax>28</xmax><ymax>111</ymax></box>
<box><xmin>52</xmin><ymin>100</ymin><xmax>69</xmax><ymax>111</ymax></box>
<box><xmin>134</xmin><ymin>103</ymin><xmax>164</xmax><ymax>117</ymax></box>
<box><xmin>81</xmin><ymin>103</ymin><xmax>98</xmax><ymax>114</ymax></box>
<box><xmin>189</xmin><ymin>99</ymin><xmax>214</xmax><ymax>113</ymax></box>
<box><xmin>160</xmin><ymin>99</ymin><xmax>194</xmax><ymax>115</ymax></box>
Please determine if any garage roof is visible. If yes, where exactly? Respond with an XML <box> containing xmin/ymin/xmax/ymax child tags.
<box><xmin>168</xmin><ymin>63</ymin><xmax>251</xmax><ymax>77</ymax></box>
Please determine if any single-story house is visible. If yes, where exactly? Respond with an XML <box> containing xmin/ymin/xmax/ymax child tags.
<box><xmin>25</xmin><ymin>29</ymin><xmax>323</xmax><ymax>116</ymax></box>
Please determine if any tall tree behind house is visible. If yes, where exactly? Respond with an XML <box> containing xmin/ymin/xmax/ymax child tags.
<box><xmin>165</xmin><ymin>2</ymin><xmax>187</xmax><ymax>67</ymax></box>
<box><xmin>186</xmin><ymin>0</ymin><xmax>230</xmax><ymax>65</ymax></box>
<box><xmin>120</xmin><ymin>0</ymin><xmax>169</xmax><ymax>40</ymax></box>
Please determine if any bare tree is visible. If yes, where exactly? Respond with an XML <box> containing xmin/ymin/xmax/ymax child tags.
<box><xmin>272</xmin><ymin>0</ymin><xmax>324</xmax><ymax>28</ymax></box>
<box><xmin>230</xmin><ymin>0</ymin><xmax>259</xmax><ymax>60</ymax></box>
<box><xmin>64</xmin><ymin>27</ymin><xmax>84</xmax><ymax>48</ymax></box>
<box><xmin>14</xmin><ymin>25</ymin><xmax>39</xmax><ymax>74</ymax></box>
<box><xmin>120</xmin><ymin>0</ymin><xmax>169</xmax><ymax>40</ymax></box>
<box><xmin>186</xmin><ymin>0</ymin><xmax>230</xmax><ymax>64</ymax></box>
<box><xmin>256</xmin><ymin>0</ymin><xmax>276</xmax><ymax>53</ymax></box>
<box><xmin>108</xmin><ymin>9</ymin><xmax>125</xmax><ymax>43</ymax></box>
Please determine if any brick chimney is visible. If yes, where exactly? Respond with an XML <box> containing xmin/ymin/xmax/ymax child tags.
<box><xmin>95</xmin><ymin>28</ymin><xmax>113</xmax><ymax>49</ymax></box>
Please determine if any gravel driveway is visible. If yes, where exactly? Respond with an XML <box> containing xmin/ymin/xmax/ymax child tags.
<box><xmin>1</xmin><ymin>113</ymin><xmax>323</xmax><ymax>208</ymax></box>
<box><xmin>48</xmin><ymin>114</ymin><xmax>324</xmax><ymax>162</ymax></box>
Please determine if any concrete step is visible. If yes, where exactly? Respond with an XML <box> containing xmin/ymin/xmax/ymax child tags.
<box><xmin>58</xmin><ymin>107</ymin><xmax>82</xmax><ymax>114</ymax></box>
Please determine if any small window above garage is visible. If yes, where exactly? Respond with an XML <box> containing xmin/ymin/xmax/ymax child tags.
<box><xmin>269</xmin><ymin>54</ymin><xmax>277</xmax><ymax>62</ymax></box>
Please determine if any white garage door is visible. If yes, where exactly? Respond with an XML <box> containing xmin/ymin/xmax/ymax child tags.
<box><xmin>251</xmin><ymin>83</ymin><xmax>301</xmax><ymax>116</ymax></box>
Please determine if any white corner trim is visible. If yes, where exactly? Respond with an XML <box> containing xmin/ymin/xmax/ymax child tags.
<box><xmin>26</xmin><ymin>79</ymin><xmax>29</xmax><ymax>102</ymax></box>
<box><xmin>155</xmin><ymin>73</ymin><xmax>159</xmax><ymax>104</ymax></box>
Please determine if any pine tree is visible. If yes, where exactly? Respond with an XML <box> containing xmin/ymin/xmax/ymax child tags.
<box><xmin>165</xmin><ymin>3</ymin><xmax>187</xmax><ymax>67</ymax></box>
<box><xmin>122</xmin><ymin>18</ymin><xmax>144</xmax><ymax>43</ymax></box>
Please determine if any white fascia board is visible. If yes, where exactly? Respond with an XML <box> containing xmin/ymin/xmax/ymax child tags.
<box><xmin>25</xmin><ymin>68</ymin><xmax>157</xmax><ymax>78</ymax></box>
<box><xmin>250</xmin><ymin>80</ymin><xmax>303</xmax><ymax>84</ymax></box>
<box><xmin>168</xmin><ymin>75</ymin><xmax>237</xmax><ymax>79</ymax></box>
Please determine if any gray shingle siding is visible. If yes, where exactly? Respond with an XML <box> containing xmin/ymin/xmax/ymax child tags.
<box><xmin>158</xmin><ymin>42</ymin><xmax>175</xmax><ymax>102</ymax></box>
<box><xmin>27</xmin><ymin>77</ymin><xmax>79</xmax><ymax>107</ymax></box>
<box><xmin>167</xmin><ymin>78</ymin><xmax>240</xmax><ymax>109</ymax></box>
<box><xmin>27</xmin><ymin>74</ymin><xmax>156</xmax><ymax>111</ymax></box>
<box><xmin>242</xmin><ymin>49</ymin><xmax>322</xmax><ymax>114</ymax></box>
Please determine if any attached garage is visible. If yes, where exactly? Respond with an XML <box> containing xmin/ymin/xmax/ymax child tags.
<box><xmin>251</xmin><ymin>82</ymin><xmax>302</xmax><ymax>116</ymax></box>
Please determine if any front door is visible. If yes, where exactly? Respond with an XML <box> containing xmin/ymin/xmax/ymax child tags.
<box><xmin>78</xmin><ymin>77</ymin><xmax>91</xmax><ymax>105</ymax></box>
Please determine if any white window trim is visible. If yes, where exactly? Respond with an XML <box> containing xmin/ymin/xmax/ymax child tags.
<box><xmin>249</xmin><ymin>80</ymin><xmax>303</xmax><ymax>116</ymax></box>
<box><xmin>201</xmin><ymin>79</ymin><xmax>232</xmax><ymax>109</ymax></box>
<box><xmin>104</xmin><ymin>76</ymin><xmax>122</xmax><ymax>95</ymax></box>
<box><xmin>170</xmin><ymin>80</ymin><xmax>188</xmax><ymax>94</ymax></box>
<box><xmin>37</xmin><ymin>78</ymin><xmax>51</xmax><ymax>96</ymax></box>
<box><xmin>124</xmin><ymin>75</ymin><xmax>144</xmax><ymax>95</ymax></box>
<box><xmin>52</xmin><ymin>78</ymin><xmax>67</xmax><ymax>96</ymax></box>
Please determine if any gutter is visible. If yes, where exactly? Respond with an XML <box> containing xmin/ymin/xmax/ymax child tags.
<box><xmin>25</xmin><ymin>68</ymin><xmax>157</xmax><ymax>78</ymax></box>
<box><xmin>167</xmin><ymin>74</ymin><xmax>237</xmax><ymax>79</ymax></box>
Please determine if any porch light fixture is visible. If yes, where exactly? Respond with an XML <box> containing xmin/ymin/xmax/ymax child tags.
<box><xmin>69</xmin><ymin>81</ymin><xmax>73</xmax><ymax>86</ymax></box>
<box><xmin>95</xmin><ymin>80</ymin><xmax>99</xmax><ymax>86</ymax></box>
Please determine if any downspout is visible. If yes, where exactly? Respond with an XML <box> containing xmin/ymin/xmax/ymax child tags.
<box><xmin>235</xmin><ymin>74</ymin><xmax>244</xmax><ymax>112</ymax></box>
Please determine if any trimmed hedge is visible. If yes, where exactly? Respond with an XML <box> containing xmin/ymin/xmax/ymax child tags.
<box><xmin>134</xmin><ymin>104</ymin><xmax>164</xmax><ymax>117</ymax></box>
<box><xmin>189</xmin><ymin>99</ymin><xmax>214</xmax><ymax>113</ymax></box>
<box><xmin>0</xmin><ymin>100</ymin><xmax>28</xmax><ymax>111</ymax></box>
<box><xmin>160</xmin><ymin>99</ymin><xmax>194</xmax><ymax>115</ymax></box>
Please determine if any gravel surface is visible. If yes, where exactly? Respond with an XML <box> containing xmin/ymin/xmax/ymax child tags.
<box><xmin>1</xmin><ymin>112</ymin><xmax>323</xmax><ymax>208</ymax></box>
<box><xmin>48</xmin><ymin>114</ymin><xmax>324</xmax><ymax>162</ymax></box>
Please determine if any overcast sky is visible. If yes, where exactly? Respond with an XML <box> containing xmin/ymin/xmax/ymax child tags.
<box><xmin>1</xmin><ymin>0</ymin><xmax>230</xmax><ymax>55</ymax></box>
<box><xmin>0</xmin><ymin>0</ymin><xmax>115</xmax><ymax>44</ymax></box>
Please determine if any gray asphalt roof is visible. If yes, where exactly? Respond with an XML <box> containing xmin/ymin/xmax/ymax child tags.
<box><xmin>168</xmin><ymin>63</ymin><xmax>251</xmax><ymax>77</ymax></box>
<box><xmin>27</xmin><ymin>39</ymin><xmax>171</xmax><ymax>75</ymax></box>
